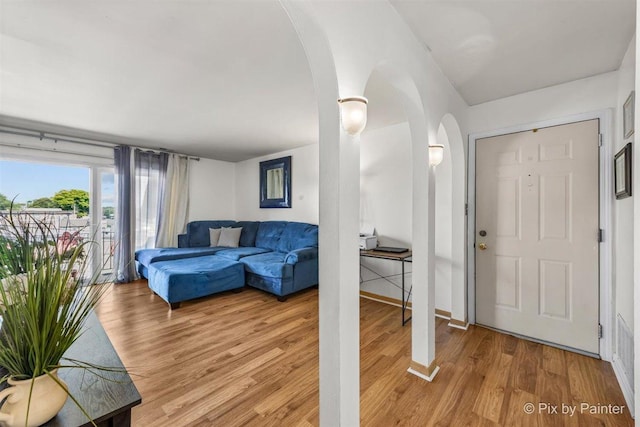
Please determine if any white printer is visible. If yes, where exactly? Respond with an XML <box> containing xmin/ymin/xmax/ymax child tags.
<box><xmin>359</xmin><ymin>224</ymin><xmax>377</xmax><ymax>250</ymax></box>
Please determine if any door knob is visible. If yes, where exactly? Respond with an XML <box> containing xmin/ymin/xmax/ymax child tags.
<box><xmin>478</xmin><ymin>243</ymin><xmax>487</xmax><ymax>250</ymax></box>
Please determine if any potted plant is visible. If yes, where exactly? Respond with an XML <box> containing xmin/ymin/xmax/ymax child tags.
<box><xmin>0</xmin><ymin>207</ymin><xmax>111</xmax><ymax>427</ymax></box>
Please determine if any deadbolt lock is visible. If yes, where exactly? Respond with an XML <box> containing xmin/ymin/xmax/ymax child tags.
<box><xmin>478</xmin><ymin>243</ymin><xmax>487</xmax><ymax>250</ymax></box>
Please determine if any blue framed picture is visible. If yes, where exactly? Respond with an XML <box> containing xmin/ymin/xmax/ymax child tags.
<box><xmin>260</xmin><ymin>156</ymin><xmax>291</xmax><ymax>208</ymax></box>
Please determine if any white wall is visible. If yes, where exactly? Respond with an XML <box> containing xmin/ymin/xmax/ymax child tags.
<box><xmin>359</xmin><ymin>122</ymin><xmax>413</xmax><ymax>302</ymax></box>
<box><xmin>435</xmin><ymin>125</ymin><xmax>453</xmax><ymax>313</ymax></box>
<box><xmin>234</xmin><ymin>144</ymin><xmax>319</xmax><ymax>224</ymax></box>
<box><xmin>468</xmin><ymin>72</ymin><xmax>618</xmax><ymax>133</ymax></box>
<box><xmin>633</xmin><ymin>9</ymin><xmax>640</xmax><ymax>417</ymax></box>
<box><xmin>187</xmin><ymin>157</ymin><xmax>236</xmax><ymax>222</ymax></box>
<box><xmin>614</xmin><ymin>37</ymin><xmax>636</xmax><ymax>338</ymax></box>
<box><xmin>360</xmin><ymin>122</ymin><xmax>412</xmax><ymax>245</ymax></box>
<box><xmin>358</xmin><ymin>121</ymin><xmax>458</xmax><ymax>313</ymax></box>
<box><xmin>613</xmin><ymin>35</ymin><xmax>637</xmax><ymax>416</ymax></box>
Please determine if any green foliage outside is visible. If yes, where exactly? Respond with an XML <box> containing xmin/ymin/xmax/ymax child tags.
<box><xmin>52</xmin><ymin>189</ymin><xmax>90</xmax><ymax>217</ymax></box>
<box><xmin>29</xmin><ymin>197</ymin><xmax>58</xmax><ymax>208</ymax></box>
<box><xmin>102</xmin><ymin>206</ymin><xmax>115</xmax><ymax>219</ymax></box>
<box><xmin>0</xmin><ymin>194</ymin><xmax>24</xmax><ymax>211</ymax></box>
<box><xmin>0</xmin><ymin>192</ymin><xmax>91</xmax><ymax>215</ymax></box>
<box><xmin>0</xmin><ymin>193</ymin><xmax>12</xmax><ymax>210</ymax></box>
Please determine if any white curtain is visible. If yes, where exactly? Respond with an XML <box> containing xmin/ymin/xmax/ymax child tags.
<box><xmin>155</xmin><ymin>154</ymin><xmax>190</xmax><ymax>248</ymax></box>
<box><xmin>134</xmin><ymin>150</ymin><xmax>164</xmax><ymax>250</ymax></box>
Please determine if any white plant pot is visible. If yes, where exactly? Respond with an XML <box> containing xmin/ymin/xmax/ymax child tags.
<box><xmin>0</xmin><ymin>369</ymin><xmax>68</xmax><ymax>427</ymax></box>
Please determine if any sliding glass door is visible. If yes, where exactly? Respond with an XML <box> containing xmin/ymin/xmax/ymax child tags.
<box><xmin>91</xmin><ymin>167</ymin><xmax>116</xmax><ymax>280</ymax></box>
<box><xmin>0</xmin><ymin>159</ymin><xmax>115</xmax><ymax>281</ymax></box>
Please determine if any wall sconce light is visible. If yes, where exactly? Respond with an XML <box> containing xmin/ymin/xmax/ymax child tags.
<box><xmin>429</xmin><ymin>144</ymin><xmax>444</xmax><ymax>167</ymax></box>
<box><xmin>338</xmin><ymin>96</ymin><xmax>368</xmax><ymax>135</ymax></box>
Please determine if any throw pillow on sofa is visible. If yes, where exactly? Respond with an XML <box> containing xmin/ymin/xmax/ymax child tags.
<box><xmin>209</xmin><ymin>228</ymin><xmax>222</xmax><ymax>247</ymax></box>
<box><xmin>218</xmin><ymin>227</ymin><xmax>242</xmax><ymax>247</ymax></box>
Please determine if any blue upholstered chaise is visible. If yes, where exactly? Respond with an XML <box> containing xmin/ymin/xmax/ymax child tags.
<box><xmin>148</xmin><ymin>256</ymin><xmax>245</xmax><ymax>309</ymax></box>
<box><xmin>135</xmin><ymin>220</ymin><xmax>318</xmax><ymax>307</ymax></box>
<box><xmin>135</xmin><ymin>247</ymin><xmax>223</xmax><ymax>279</ymax></box>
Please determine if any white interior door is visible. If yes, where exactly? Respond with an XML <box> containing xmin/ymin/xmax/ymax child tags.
<box><xmin>475</xmin><ymin>119</ymin><xmax>600</xmax><ymax>354</ymax></box>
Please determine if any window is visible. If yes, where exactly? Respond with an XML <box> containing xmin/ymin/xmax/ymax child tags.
<box><xmin>0</xmin><ymin>159</ymin><xmax>115</xmax><ymax>278</ymax></box>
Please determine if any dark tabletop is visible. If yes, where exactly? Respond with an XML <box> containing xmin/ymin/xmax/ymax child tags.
<box><xmin>360</xmin><ymin>248</ymin><xmax>413</xmax><ymax>262</ymax></box>
<box><xmin>0</xmin><ymin>312</ymin><xmax>141</xmax><ymax>427</ymax></box>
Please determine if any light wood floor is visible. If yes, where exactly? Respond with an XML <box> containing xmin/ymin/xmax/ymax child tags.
<box><xmin>95</xmin><ymin>280</ymin><xmax>633</xmax><ymax>426</ymax></box>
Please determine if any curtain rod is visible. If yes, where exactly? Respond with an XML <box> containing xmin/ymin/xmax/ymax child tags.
<box><xmin>0</xmin><ymin>126</ymin><xmax>200</xmax><ymax>161</ymax></box>
<box><xmin>0</xmin><ymin>141</ymin><xmax>113</xmax><ymax>160</ymax></box>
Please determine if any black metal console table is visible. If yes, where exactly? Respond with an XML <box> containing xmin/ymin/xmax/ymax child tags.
<box><xmin>360</xmin><ymin>249</ymin><xmax>413</xmax><ymax>326</ymax></box>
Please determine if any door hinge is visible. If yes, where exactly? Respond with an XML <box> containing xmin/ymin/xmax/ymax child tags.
<box><xmin>465</xmin><ymin>203</ymin><xmax>469</xmax><ymax>216</ymax></box>
<box><xmin>598</xmin><ymin>228</ymin><xmax>604</xmax><ymax>243</ymax></box>
<box><xmin>598</xmin><ymin>134</ymin><xmax>603</xmax><ymax>147</ymax></box>
<box><xmin>598</xmin><ymin>323</ymin><xmax>603</xmax><ymax>339</ymax></box>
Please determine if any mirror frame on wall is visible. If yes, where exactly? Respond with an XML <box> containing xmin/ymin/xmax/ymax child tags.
<box><xmin>259</xmin><ymin>155</ymin><xmax>292</xmax><ymax>208</ymax></box>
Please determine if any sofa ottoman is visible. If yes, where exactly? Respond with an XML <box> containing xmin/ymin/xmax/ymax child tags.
<box><xmin>135</xmin><ymin>247</ymin><xmax>226</xmax><ymax>279</ymax></box>
<box><xmin>147</xmin><ymin>256</ymin><xmax>245</xmax><ymax>309</ymax></box>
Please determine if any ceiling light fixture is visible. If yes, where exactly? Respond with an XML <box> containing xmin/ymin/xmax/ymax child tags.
<box><xmin>338</xmin><ymin>96</ymin><xmax>368</xmax><ymax>135</ymax></box>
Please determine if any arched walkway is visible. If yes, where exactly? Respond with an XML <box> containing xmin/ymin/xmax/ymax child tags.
<box><xmin>361</xmin><ymin>62</ymin><xmax>439</xmax><ymax>382</ymax></box>
<box><xmin>436</xmin><ymin>114</ymin><xmax>467</xmax><ymax>327</ymax></box>
<box><xmin>281</xmin><ymin>2</ymin><xmax>468</xmax><ymax>425</ymax></box>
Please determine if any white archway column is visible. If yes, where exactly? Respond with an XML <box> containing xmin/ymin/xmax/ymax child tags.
<box><xmin>284</xmin><ymin>0</ymin><xmax>470</xmax><ymax>416</ymax></box>
<box><xmin>408</xmin><ymin>125</ymin><xmax>439</xmax><ymax>381</ymax></box>
<box><xmin>318</xmin><ymin>128</ymin><xmax>361</xmax><ymax>425</ymax></box>
<box><xmin>440</xmin><ymin>115</ymin><xmax>468</xmax><ymax>329</ymax></box>
<box><xmin>634</xmin><ymin>3</ymin><xmax>640</xmax><ymax>415</ymax></box>
<box><xmin>280</xmin><ymin>2</ymin><xmax>360</xmax><ymax>424</ymax></box>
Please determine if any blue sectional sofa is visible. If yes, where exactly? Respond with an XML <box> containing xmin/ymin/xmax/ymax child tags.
<box><xmin>135</xmin><ymin>220</ymin><xmax>318</xmax><ymax>308</ymax></box>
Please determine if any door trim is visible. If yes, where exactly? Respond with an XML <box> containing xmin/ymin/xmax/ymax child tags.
<box><xmin>467</xmin><ymin>110</ymin><xmax>613</xmax><ymax>361</ymax></box>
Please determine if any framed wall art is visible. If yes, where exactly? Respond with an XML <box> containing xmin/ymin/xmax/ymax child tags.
<box><xmin>614</xmin><ymin>142</ymin><xmax>632</xmax><ymax>199</ymax></box>
<box><xmin>259</xmin><ymin>156</ymin><xmax>292</xmax><ymax>208</ymax></box>
<box><xmin>624</xmin><ymin>91</ymin><xmax>635</xmax><ymax>139</ymax></box>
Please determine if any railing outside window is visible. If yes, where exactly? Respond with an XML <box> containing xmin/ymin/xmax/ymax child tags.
<box><xmin>0</xmin><ymin>210</ymin><xmax>115</xmax><ymax>277</ymax></box>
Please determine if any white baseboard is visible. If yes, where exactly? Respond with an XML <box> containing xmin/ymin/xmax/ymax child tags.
<box><xmin>407</xmin><ymin>365</ymin><xmax>440</xmax><ymax>382</ymax></box>
<box><xmin>447</xmin><ymin>321</ymin><xmax>469</xmax><ymax>331</ymax></box>
<box><xmin>612</xmin><ymin>354</ymin><xmax>635</xmax><ymax>419</ymax></box>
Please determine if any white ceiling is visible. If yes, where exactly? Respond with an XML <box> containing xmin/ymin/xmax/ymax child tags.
<box><xmin>391</xmin><ymin>0</ymin><xmax>636</xmax><ymax>105</ymax></box>
<box><xmin>0</xmin><ymin>1</ymin><xmax>636</xmax><ymax>161</ymax></box>
<box><xmin>0</xmin><ymin>1</ymin><xmax>317</xmax><ymax>162</ymax></box>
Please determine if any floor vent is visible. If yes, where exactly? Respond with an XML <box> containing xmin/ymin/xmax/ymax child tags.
<box><xmin>613</xmin><ymin>314</ymin><xmax>635</xmax><ymax>417</ymax></box>
<box><xmin>617</xmin><ymin>314</ymin><xmax>635</xmax><ymax>393</ymax></box>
